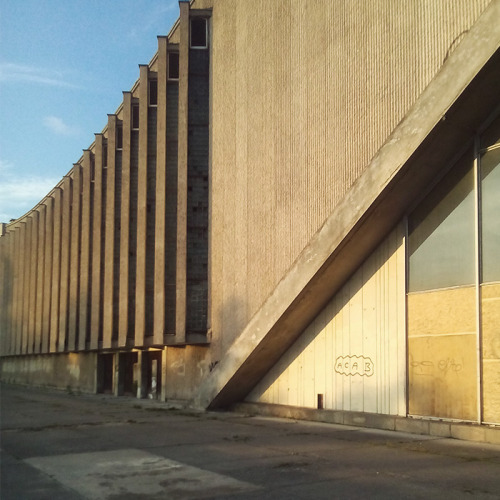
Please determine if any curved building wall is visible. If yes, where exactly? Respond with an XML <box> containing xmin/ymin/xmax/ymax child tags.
<box><xmin>0</xmin><ymin>0</ymin><xmax>498</xmax><ymax>427</ymax></box>
<box><xmin>0</xmin><ymin>29</ymin><xmax>190</xmax><ymax>357</ymax></box>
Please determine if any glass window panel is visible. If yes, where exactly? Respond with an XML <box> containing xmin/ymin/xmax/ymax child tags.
<box><xmin>168</xmin><ymin>52</ymin><xmax>179</xmax><ymax>80</ymax></box>
<box><xmin>190</xmin><ymin>18</ymin><xmax>207</xmax><ymax>48</ymax></box>
<box><xmin>480</xmin><ymin>115</ymin><xmax>500</xmax><ymax>151</ymax></box>
<box><xmin>481</xmin><ymin>146</ymin><xmax>500</xmax><ymax>283</ymax></box>
<box><xmin>149</xmin><ymin>79</ymin><xmax>158</xmax><ymax>106</ymax></box>
<box><xmin>132</xmin><ymin>103</ymin><xmax>139</xmax><ymax>130</ymax></box>
<box><xmin>408</xmin><ymin>151</ymin><xmax>475</xmax><ymax>292</ymax></box>
<box><xmin>116</xmin><ymin>124</ymin><xmax>123</xmax><ymax>150</ymax></box>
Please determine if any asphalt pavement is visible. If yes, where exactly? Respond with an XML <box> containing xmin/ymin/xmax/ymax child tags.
<box><xmin>1</xmin><ymin>382</ymin><xmax>500</xmax><ymax>499</ymax></box>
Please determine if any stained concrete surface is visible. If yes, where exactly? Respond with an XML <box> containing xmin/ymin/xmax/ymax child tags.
<box><xmin>1</xmin><ymin>383</ymin><xmax>500</xmax><ymax>499</ymax></box>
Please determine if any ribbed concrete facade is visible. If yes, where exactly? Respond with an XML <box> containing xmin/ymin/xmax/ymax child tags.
<box><xmin>209</xmin><ymin>0</ymin><xmax>491</xmax><ymax>354</ymax></box>
<box><xmin>1</xmin><ymin>0</ymin><xmax>499</xmax><ymax>441</ymax></box>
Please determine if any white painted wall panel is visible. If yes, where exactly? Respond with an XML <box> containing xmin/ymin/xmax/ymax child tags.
<box><xmin>247</xmin><ymin>224</ymin><xmax>406</xmax><ymax>416</ymax></box>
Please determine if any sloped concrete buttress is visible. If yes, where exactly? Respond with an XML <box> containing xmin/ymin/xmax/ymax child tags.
<box><xmin>192</xmin><ymin>2</ymin><xmax>500</xmax><ymax>410</ymax></box>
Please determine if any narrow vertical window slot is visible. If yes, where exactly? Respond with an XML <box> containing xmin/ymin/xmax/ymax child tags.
<box><xmin>168</xmin><ymin>52</ymin><xmax>179</xmax><ymax>80</ymax></box>
<box><xmin>103</xmin><ymin>140</ymin><xmax>108</xmax><ymax>167</ymax></box>
<box><xmin>190</xmin><ymin>18</ymin><xmax>207</xmax><ymax>48</ymax></box>
<box><xmin>116</xmin><ymin>124</ymin><xmax>123</xmax><ymax>150</ymax></box>
<box><xmin>149</xmin><ymin>79</ymin><xmax>158</xmax><ymax>107</ymax></box>
<box><xmin>132</xmin><ymin>103</ymin><xmax>140</xmax><ymax>130</ymax></box>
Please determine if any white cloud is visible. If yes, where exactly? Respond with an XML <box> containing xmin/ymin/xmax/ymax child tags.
<box><xmin>0</xmin><ymin>62</ymin><xmax>79</xmax><ymax>88</ymax></box>
<box><xmin>43</xmin><ymin>115</ymin><xmax>79</xmax><ymax>136</ymax></box>
<box><xmin>0</xmin><ymin>159</ymin><xmax>13</xmax><ymax>174</ymax></box>
<box><xmin>0</xmin><ymin>160</ymin><xmax>60</xmax><ymax>222</ymax></box>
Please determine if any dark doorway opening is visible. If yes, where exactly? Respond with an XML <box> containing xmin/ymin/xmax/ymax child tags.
<box><xmin>117</xmin><ymin>351</ymin><xmax>138</xmax><ymax>396</ymax></box>
<box><xmin>145</xmin><ymin>351</ymin><xmax>162</xmax><ymax>400</ymax></box>
<box><xmin>97</xmin><ymin>353</ymin><xmax>114</xmax><ymax>394</ymax></box>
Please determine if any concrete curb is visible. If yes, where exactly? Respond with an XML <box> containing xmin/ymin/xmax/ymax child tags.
<box><xmin>233</xmin><ymin>402</ymin><xmax>500</xmax><ymax>446</ymax></box>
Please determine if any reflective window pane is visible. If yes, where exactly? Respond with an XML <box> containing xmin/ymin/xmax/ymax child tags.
<box><xmin>481</xmin><ymin>146</ymin><xmax>500</xmax><ymax>283</ymax></box>
<box><xmin>480</xmin><ymin>115</ymin><xmax>500</xmax><ymax>151</ymax></box>
<box><xmin>408</xmin><ymin>151</ymin><xmax>475</xmax><ymax>292</ymax></box>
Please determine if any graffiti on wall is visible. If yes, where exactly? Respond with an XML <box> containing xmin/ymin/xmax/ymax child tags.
<box><xmin>335</xmin><ymin>355</ymin><xmax>374</xmax><ymax>377</ymax></box>
<box><xmin>410</xmin><ymin>357</ymin><xmax>463</xmax><ymax>376</ymax></box>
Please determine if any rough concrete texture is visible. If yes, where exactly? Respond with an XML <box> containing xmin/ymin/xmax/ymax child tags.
<box><xmin>0</xmin><ymin>353</ymin><xmax>97</xmax><ymax>393</ymax></box>
<box><xmin>165</xmin><ymin>345</ymin><xmax>211</xmax><ymax>401</ymax></box>
<box><xmin>234</xmin><ymin>402</ymin><xmax>500</xmax><ymax>446</ymax></box>
<box><xmin>194</xmin><ymin>1</ymin><xmax>500</xmax><ymax>411</ymax></box>
<box><xmin>27</xmin><ymin>449</ymin><xmax>256</xmax><ymax>499</ymax></box>
<box><xmin>2</xmin><ymin>383</ymin><xmax>500</xmax><ymax>500</ymax></box>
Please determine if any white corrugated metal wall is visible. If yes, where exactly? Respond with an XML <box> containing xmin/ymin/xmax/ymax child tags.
<box><xmin>247</xmin><ymin>224</ymin><xmax>406</xmax><ymax>416</ymax></box>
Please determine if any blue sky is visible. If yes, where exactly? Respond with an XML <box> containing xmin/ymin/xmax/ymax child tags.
<box><xmin>0</xmin><ymin>0</ymin><xmax>180</xmax><ymax>222</ymax></box>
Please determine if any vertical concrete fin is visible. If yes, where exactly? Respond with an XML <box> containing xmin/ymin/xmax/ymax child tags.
<box><xmin>135</xmin><ymin>65</ymin><xmax>149</xmax><ymax>347</ymax></box>
<box><xmin>176</xmin><ymin>0</ymin><xmax>189</xmax><ymax>344</ymax></box>
<box><xmin>21</xmin><ymin>219</ymin><xmax>31</xmax><ymax>354</ymax></box>
<box><xmin>28</xmin><ymin>211</ymin><xmax>39</xmax><ymax>354</ymax></box>
<box><xmin>68</xmin><ymin>164</ymin><xmax>81</xmax><ymax>352</ymax></box>
<box><xmin>42</xmin><ymin>198</ymin><xmax>54</xmax><ymax>353</ymax></box>
<box><xmin>91</xmin><ymin>135</ymin><xmax>105</xmax><ymax>350</ymax></box>
<box><xmin>58</xmin><ymin>176</ymin><xmax>72</xmax><ymax>352</ymax></box>
<box><xmin>10</xmin><ymin>229</ymin><xmax>16</xmax><ymax>355</ymax></box>
<box><xmin>154</xmin><ymin>36</ymin><xmax>168</xmax><ymax>345</ymax></box>
<box><xmin>4</xmin><ymin>230</ymin><xmax>15</xmax><ymax>354</ymax></box>
<box><xmin>79</xmin><ymin>150</ymin><xmax>93</xmax><ymax>351</ymax></box>
<box><xmin>49</xmin><ymin>189</ymin><xmax>62</xmax><ymax>353</ymax></box>
<box><xmin>34</xmin><ymin>204</ymin><xmax>46</xmax><ymax>354</ymax></box>
<box><xmin>103</xmin><ymin>115</ymin><xmax>117</xmax><ymax>349</ymax></box>
<box><xmin>119</xmin><ymin>92</ymin><xmax>132</xmax><ymax>348</ymax></box>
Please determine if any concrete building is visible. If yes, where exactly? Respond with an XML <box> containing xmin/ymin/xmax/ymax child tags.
<box><xmin>1</xmin><ymin>0</ymin><xmax>499</xmax><ymax>442</ymax></box>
